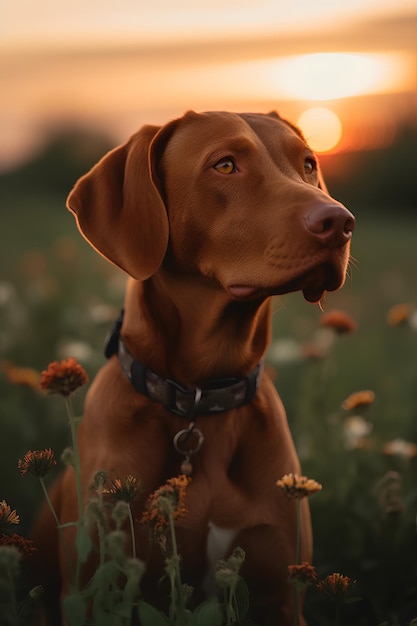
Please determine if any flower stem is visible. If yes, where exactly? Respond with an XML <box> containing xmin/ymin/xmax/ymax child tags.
<box><xmin>39</xmin><ymin>477</ymin><xmax>74</xmax><ymax>584</ymax></box>
<box><xmin>168</xmin><ymin>511</ymin><xmax>186</xmax><ymax>625</ymax></box>
<box><xmin>64</xmin><ymin>396</ymin><xmax>84</xmax><ymax>591</ymax></box>
<box><xmin>127</xmin><ymin>504</ymin><xmax>136</xmax><ymax>559</ymax></box>
<box><xmin>6</xmin><ymin>567</ymin><xmax>19</xmax><ymax>626</ymax></box>
<box><xmin>334</xmin><ymin>597</ymin><xmax>341</xmax><ymax>626</ymax></box>
<box><xmin>295</xmin><ymin>498</ymin><xmax>301</xmax><ymax>565</ymax></box>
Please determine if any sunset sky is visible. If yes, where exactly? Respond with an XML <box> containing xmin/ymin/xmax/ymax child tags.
<box><xmin>2</xmin><ymin>0</ymin><xmax>416</xmax><ymax>168</ymax></box>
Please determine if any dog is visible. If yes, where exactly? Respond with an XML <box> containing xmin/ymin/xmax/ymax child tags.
<box><xmin>34</xmin><ymin>111</ymin><xmax>354</xmax><ymax>625</ymax></box>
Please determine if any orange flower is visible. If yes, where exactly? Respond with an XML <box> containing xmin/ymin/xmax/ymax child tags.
<box><xmin>317</xmin><ymin>572</ymin><xmax>356</xmax><ymax>598</ymax></box>
<box><xmin>276</xmin><ymin>474</ymin><xmax>322</xmax><ymax>499</ymax></box>
<box><xmin>40</xmin><ymin>357</ymin><xmax>88</xmax><ymax>397</ymax></box>
<box><xmin>387</xmin><ymin>303</ymin><xmax>413</xmax><ymax>326</ymax></box>
<box><xmin>105</xmin><ymin>475</ymin><xmax>141</xmax><ymax>503</ymax></box>
<box><xmin>141</xmin><ymin>475</ymin><xmax>191</xmax><ymax>541</ymax></box>
<box><xmin>0</xmin><ymin>361</ymin><xmax>41</xmax><ymax>391</ymax></box>
<box><xmin>320</xmin><ymin>310</ymin><xmax>357</xmax><ymax>334</ymax></box>
<box><xmin>288</xmin><ymin>562</ymin><xmax>317</xmax><ymax>585</ymax></box>
<box><xmin>0</xmin><ymin>501</ymin><xmax>20</xmax><ymax>527</ymax></box>
<box><xmin>342</xmin><ymin>390</ymin><xmax>375</xmax><ymax>411</ymax></box>
<box><xmin>0</xmin><ymin>533</ymin><xmax>36</xmax><ymax>557</ymax></box>
<box><xmin>18</xmin><ymin>449</ymin><xmax>56</xmax><ymax>478</ymax></box>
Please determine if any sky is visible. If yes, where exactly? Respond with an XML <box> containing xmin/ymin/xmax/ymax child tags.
<box><xmin>1</xmin><ymin>0</ymin><xmax>416</xmax><ymax>168</ymax></box>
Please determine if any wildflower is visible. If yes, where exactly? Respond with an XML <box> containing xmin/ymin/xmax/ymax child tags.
<box><xmin>61</xmin><ymin>446</ymin><xmax>75</xmax><ymax>468</ymax></box>
<box><xmin>317</xmin><ymin>572</ymin><xmax>356</xmax><ymax>598</ymax></box>
<box><xmin>276</xmin><ymin>474</ymin><xmax>322</xmax><ymax>499</ymax></box>
<box><xmin>342</xmin><ymin>390</ymin><xmax>375</xmax><ymax>412</ymax></box>
<box><xmin>301</xmin><ymin>343</ymin><xmax>327</xmax><ymax>361</ymax></box>
<box><xmin>0</xmin><ymin>360</ymin><xmax>41</xmax><ymax>391</ymax></box>
<box><xmin>343</xmin><ymin>416</ymin><xmax>372</xmax><ymax>450</ymax></box>
<box><xmin>387</xmin><ymin>303</ymin><xmax>413</xmax><ymax>326</ymax></box>
<box><xmin>374</xmin><ymin>471</ymin><xmax>404</xmax><ymax>517</ymax></box>
<box><xmin>0</xmin><ymin>500</ymin><xmax>19</xmax><ymax>527</ymax></box>
<box><xmin>106</xmin><ymin>530</ymin><xmax>127</xmax><ymax>563</ymax></box>
<box><xmin>141</xmin><ymin>475</ymin><xmax>191</xmax><ymax>538</ymax></box>
<box><xmin>382</xmin><ymin>438</ymin><xmax>417</xmax><ymax>458</ymax></box>
<box><xmin>105</xmin><ymin>475</ymin><xmax>141</xmax><ymax>503</ymax></box>
<box><xmin>0</xmin><ymin>533</ymin><xmax>36</xmax><ymax>557</ymax></box>
<box><xmin>288</xmin><ymin>562</ymin><xmax>317</xmax><ymax>586</ymax></box>
<box><xmin>40</xmin><ymin>357</ymin><xmax>88</xmax><ymax>397</ymax></box>
<box><xmin>111</xmin><ymin>500</ymin><xmax>130</xmax><ymax>527</ymax></box>
<box><xmin>18</xmin><ymin>449</ymin><xmax>56</xmax><ymax>478</ymax></box>
<box><xmin>320</xmin><ymin>310</ymin><xmax>357</xmax><ymax>334</ymax></box>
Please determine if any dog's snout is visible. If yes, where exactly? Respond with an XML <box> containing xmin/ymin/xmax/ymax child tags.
<box><xmin>304</xmin><ymin>203</ymin><xmax>355</xmax><ymax>247</ymax></box>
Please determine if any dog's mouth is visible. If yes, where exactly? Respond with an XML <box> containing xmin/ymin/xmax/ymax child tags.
<box><xmin>228</xmin><ymin>260</ymin><xmax>346</xmax><ymax>304</ymax></box>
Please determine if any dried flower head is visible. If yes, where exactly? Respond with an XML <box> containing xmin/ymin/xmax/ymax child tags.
<box><xmin>320</xmin><ymin>310</ymin><xmax>357</xmax><ymax>334</ymax></box>
<box><xmin>317</xmin><ymin>572</ymin><xmax>356</xmax><ymax>598</ymax></box>
<box><xmin>105</xmin><ymin>475</ymin><xmax>141</xmax><ymax>503</ymax></box>
<box><xmin>215</xmin><ymin>547</ymin><xmax>246</xmax><ymax>589</ymax></box>
<box><xmin>18</xmin><ymin>449</ymin><xmax>56</xmax><ymax>478</ymax></box>
<box><xmin>141</xmin><ymin>475</ymin><xmax>191</xmax><ymax>540</ymax></box>
<box><xmin>387</xmin><ymin>303</ymin><xmax>413</xmax><ymax>326</ymax></box>
<box><xmin>288</xmin><ymin>562</ymin><xmax>317</xmax><ymax>586</ymax></box>
<box><xmin>0</xmin><ymin>501</ymin><xmax>20</xmax><ymax>527</ymax></box>
<box><xmin>40</xmin><ymin>357</ymin><xmax>88</xmax><ymax>397</ymax></box>
<box><xmin>276</xmin><ymin>474</ymin><xmax>322</xmax><ymax>499</ymax></box>
<box><xmin>0</xmin><ymin>533</ymin><xmax>36</xmax><ymax>557</ymax></box>
<box><xmin>0</xmin><ymin>545</ymin><xmax>22</xmax><ymax>577</ymax></box>
<box><xmin>342</xmin><ymin>390</ymin><xmax>375</xmax><ymax>412</ymax></box>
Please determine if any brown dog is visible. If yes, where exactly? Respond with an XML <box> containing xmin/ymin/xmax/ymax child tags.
<box><xmin>35</xmin><ymin>111</ymin><xmax>354</xmax><ymax>625</ymax></box>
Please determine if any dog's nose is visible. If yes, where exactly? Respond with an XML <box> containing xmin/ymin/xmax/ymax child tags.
<box><xmin>304</xmin><ymin>203</ymin><xmax>355</xmax><ymax>247</ymax></box>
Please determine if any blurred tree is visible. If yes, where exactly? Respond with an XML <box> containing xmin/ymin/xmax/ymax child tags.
<box><xmin>0</xmin><ymin>129</ymin><xmax>113</xmax><ymax>202</ymax></box>
<box><xmin>325</xmin><ymin>123</ymin><xmax>417</xmax><ymax>213</ymax></box>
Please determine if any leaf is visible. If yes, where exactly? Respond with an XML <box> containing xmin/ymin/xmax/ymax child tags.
<box><xmin>187</xmin><ymin>598</ymin><xmax>223</xmax><ymax>626</ymax></box>
<box><xmin>75</xmin><ymin>522</ymin><xmax>93</xmax><ymax>563</ymax></box>
<box><xmin>136</xmin><ymin>600</ymin><xmax>170</xmax><ymax>626</ymax></box>
<box><xmin>234</xmin><ymin>577</ymin><xmax>250</xmax><ymax>620</ymax></box>
<box><xmin>62</xmin><ymin>593</ymin><xmax>87</xmax><ymax>626</ymax></box>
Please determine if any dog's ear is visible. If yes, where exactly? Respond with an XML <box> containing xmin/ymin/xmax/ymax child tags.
<box><xmin>67</xmin><ymin>121</ymin><xmax>178</xmax><ymax>280</ymax></box>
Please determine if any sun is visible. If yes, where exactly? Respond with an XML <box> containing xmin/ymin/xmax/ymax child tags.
<box><xmin>275</xmin><ymin>53</ymin><xmax>398</xmax><ymax>101</ymax></box>
<box><xmin>297</xmin><ymin>107</ymin><xmax>343</xmax><ymax>153</ymax></box>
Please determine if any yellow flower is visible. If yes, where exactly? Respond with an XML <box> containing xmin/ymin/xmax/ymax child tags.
<box><xmin>0</xmin><ymin>501</ymin><xmax>20</xmax><ymax>527</ymax></box>
<box><xmin>342</xmin><ymin>390</ymin><xmax>375</xmax><ymax>411</ymax></box>
<box><xmin>317</xmin><ymin>572</ymin><xmax>356</xmax><ymax>598</ymax></box>
<box><xmin>40</xmin><ymin>357</ymin><xmax>88</xmax><ymax>397</ymax></box>
<box><xmin>276</xmin><ymin>473</ymin><xmax>322</xmax><ymax>499</ymax></box>
<box><xmin>320</xmin><ymin>310</ymin><xmax>357</xmax><ymax>334</ymax></box>
<box><xmin>387</xmin><ymin>303</ymin><xmax>413</xmax><ymax>326</ymax></box>
<box><xmin>18</xmin><ymin>449</ymin><xmax>56</xmax><ymax>478</ymax></box>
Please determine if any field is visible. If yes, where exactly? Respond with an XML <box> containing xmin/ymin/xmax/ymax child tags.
<box><xmin>1</xmin><ymin>191</ymin><xmax>417</xmax><ymax>624</ymax></box>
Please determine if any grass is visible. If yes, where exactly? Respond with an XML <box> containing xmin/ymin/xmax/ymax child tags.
<box><xmin>1</xmin><ymin>199</ymin><xmax>417</xmax><ymax>624</ymax></box>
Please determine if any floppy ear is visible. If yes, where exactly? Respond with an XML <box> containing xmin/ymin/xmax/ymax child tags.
<box><xmin>67</xmin><ymin>122</ymin><xmax>177</xmax><ymax>279</ymax></box>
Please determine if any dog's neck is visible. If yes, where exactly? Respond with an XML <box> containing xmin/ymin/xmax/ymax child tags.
<box><xmin>121</xmin><ymin>270</ymin><xmax>272</xmax><ymax>385</ymax></box>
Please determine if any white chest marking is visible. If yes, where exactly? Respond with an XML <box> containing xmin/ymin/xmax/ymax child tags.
<box><xmin>203</xmin><ymin>522</ymin><xmax>239</xmax><ymax>596</ymax></box>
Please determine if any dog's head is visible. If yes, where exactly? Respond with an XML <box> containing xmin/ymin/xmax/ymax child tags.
<box><xmin>68</xmin><ymin>110</ymin><xmax>354</xmax><ymax>303</ymax></box>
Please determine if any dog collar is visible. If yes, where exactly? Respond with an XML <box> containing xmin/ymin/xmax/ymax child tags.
<box><xmin>105</xmin><ymin>309</ymin><xmax>262</xmax><ymax>419</ymax></box>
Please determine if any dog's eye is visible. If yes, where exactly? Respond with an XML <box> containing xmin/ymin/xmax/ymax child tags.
<box><xmin>213</xmin><ymin>158</ymin><xmax>237</xmax><ymax>174</ymax></box>
<box><xmin>304</xmin><ymin>157</ymin><xmax>317</xmax><ymax>175</ymax></box>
